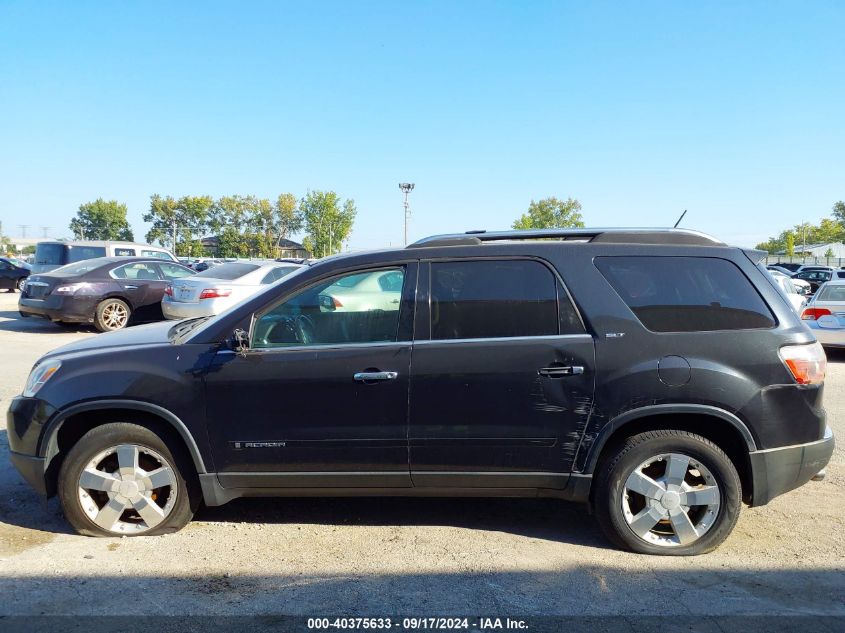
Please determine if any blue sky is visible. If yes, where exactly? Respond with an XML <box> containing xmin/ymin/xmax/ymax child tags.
<box><xmin>1</xmin><ymin>1</ymin><xmax>843</xmax><ymax>249</ymax></box>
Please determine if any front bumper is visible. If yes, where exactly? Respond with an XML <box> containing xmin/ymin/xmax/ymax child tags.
<box><xmin>9</xmin><ymin>451</ymin><xmax>48</xmax><ymax>496</ymax></box>
<box><xmin>749</xmin><ymin>426</ymin><xmax>834</xmax><ymax>506</ymax></box>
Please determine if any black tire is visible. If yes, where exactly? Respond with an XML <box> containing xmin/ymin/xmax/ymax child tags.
<box><xmin>58</xmin><ymin>423</ymin><xmax>198</xmax><ymax>537</ymax></box>
<box><xmin>593</xmin><ymin>430</ymin><xmax>741</xmax><ymax>555</ymax></box>
<box><xmin>94</xmin><ymin>298</ymin><xmax>131</xmax><ymax>332</ymax></box>
<box><xmin>16</xmin><ymin>277</ymin><xmax>26</xmax><ymax>291</ymax></box>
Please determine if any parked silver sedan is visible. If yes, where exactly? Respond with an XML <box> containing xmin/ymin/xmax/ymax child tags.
<box><xmin>801</xmin><ymin>280</ymin><xmax>845</xmax><ymax>348</ymax></box>
<box><xmin>162</xmin><ymin>261</ymin><xmax>304</xmax><ymax>319</ymax></box>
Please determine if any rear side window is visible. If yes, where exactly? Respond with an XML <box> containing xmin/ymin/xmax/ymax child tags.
<box><xmin>114</xmin><ymin>248</ymin><xmax>136</xmax><ymax>256</ymax></box>
<box><xmin>430</xmin><ymin>260</ymin><xmax>563</xmax><ymax>340</ymax></box>
<box><xmin>142</xmin><ymin>250</ymin><xmax>173</xmax><ymax>260</ymax></box>
<box><xmin>595</xmin><ymin>256</ymin><xmax>775</xmax><ymax>332</ymax></box>
<box><xmin>68</xmin><ymin>246</ymin><xmax>107</xmax><ymax>262</ymax></box>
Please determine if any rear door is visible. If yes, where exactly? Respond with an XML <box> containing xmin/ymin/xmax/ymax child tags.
<box><xmin>409</xmin><ymin>258</ymin><xmax>596</xmax><ymax>488</ymax></box>
<box><xmin>110</xmin><ymin>262</ymin><xmax>169</xmax><ymax>312</ymax></box>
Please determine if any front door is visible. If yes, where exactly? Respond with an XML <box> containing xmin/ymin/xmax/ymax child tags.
<box><xmin>203</xmin><ymin>263</ymin><xmax>417</xmax><ymax>489</ymax></box>
<box><xmin>409</xmin><ymin>259</ymin><xmax>595</xmax><ymax>488</ymax></box>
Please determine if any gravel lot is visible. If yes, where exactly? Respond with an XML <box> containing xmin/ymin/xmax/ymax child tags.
<box><xmin>0</xmin><ymin>290</ymin><xmax>843</xmax><ymax>617</ymax></box>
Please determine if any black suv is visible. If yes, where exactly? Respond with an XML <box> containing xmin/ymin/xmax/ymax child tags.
<box><xmin>7</xmin><ymin>229</ymin><xmax>834</xmax><ymax>555</ymax></box>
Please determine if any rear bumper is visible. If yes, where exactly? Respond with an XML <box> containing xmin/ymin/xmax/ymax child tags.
<box><xmin>749</xmin><ymin>426</ymin><xmax>834</xmax><ymax>506</ymax></box>
<box><xmin>161</xmin><ymin>298</ymin><xmax>215</xmax><ymax>320</ymax></box>
<box><xmin>18</xmin><ymin>295</ymin><xmax>97</xmax><ymax>323</ymax></box>
<box><xmin>804</xmin><ymin>320</ymin><xmax>845</xmax><ymax>347</ymax></box>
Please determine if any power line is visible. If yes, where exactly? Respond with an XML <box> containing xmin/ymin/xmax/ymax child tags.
<box><xmin>18</xmin><ymin>225</ymin><xmax>30</xmax><ymax>238</ymax></box>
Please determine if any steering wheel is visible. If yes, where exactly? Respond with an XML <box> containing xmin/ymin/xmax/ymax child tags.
<box><xmin>295</xmin><ymin>314</ymin><xmax>317</xmax><ymax>345</ymax></box>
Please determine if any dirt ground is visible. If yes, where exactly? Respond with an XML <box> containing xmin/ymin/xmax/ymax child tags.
<box><xmin>0</xmin><ymin>291</ymin><xmax>843</xmax><ymax>616</ymax></box>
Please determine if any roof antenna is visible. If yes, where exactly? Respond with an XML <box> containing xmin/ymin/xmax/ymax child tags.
<box><xmin>674</xmin><ymin>209</ymin><xmax>687</xmax><ymax>228</ymax></box>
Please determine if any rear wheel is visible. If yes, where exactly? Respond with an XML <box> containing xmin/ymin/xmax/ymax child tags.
<box><xmin>58</xmin><ymin>423</ymin><xmax>196</xmax><ymax>537</ymax></box>
<box><xmin>95</xmin><ymin>298</ymin><xmax>131</xmax><ymax>332</ymax></box>
<box><xmin>16</xmin><ymin>277</ymin><xmax>26</xmax><ymax>291</ymax></box>
<box><xmin>594</xmin><ymin>430</ymin><xmax>741</xmax><ymax>555</ymax></box>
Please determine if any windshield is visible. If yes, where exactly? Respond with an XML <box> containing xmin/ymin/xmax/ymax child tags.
<box><xmin>195</xmin><ymin>262</ymin><xmax>260</xmax><ymax>280</ymax></box>
<box><xmin>52</xmin><ymin>259</ymin><xmax>109</xmax><ymax>276</ymax></box>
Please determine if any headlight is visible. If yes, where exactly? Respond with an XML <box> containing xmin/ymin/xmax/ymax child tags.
<box><xmin>23</xmin><ymin>360</ymin><xmax>62</xmax><ymax>397</ymax></box>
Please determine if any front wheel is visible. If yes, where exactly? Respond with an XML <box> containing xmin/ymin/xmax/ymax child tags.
<box><xmin>593</xmin><ymin>430</ymin><xmax>741</xmax><ymax>555</ymax></box>
<box><xmin>58</xmin><ymin>423</ymin><xmax>196</xmax><ymax>537</ymax></box>
<box><xmin>17</xmin><ymin>277</ymin><xmax>26</xmax><ymax>291</ymax></box>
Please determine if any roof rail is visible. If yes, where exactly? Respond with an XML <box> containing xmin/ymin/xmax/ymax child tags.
<box><xmin>407</xmin><ymin>228</ymin><xmax>725</xmax><ymax>248</ymax></box>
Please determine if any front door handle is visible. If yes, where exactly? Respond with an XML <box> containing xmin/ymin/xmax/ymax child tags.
<box><xmin>538</xmin><ymin>366</ymin><xmax>584</xmax><ymax>377</ymax></box>
<box><xmin>354</xmin><ymin>371</ymin><xmax>398</xmax><ymax>382</ymax></box>
<box><xmin>124</xmin><ymin>285</ymin><xmax>138</xmax><ymax>289</ymax></box>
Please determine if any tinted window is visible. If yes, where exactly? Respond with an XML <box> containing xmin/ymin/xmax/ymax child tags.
<box><xmin>158</xmin><ymin>263</ymin><xmax>194</xmax><ymax>280</ymax></box>
<box><xmin>111</xmin><ymin>263</ymin><xmax>161</xmax><ymax>280</ymax></box>
<box><xmin>196</xmin><ymin>262</ymin><xmax>260</xmax><ymax>280</ymax></box>
<box><xmin>260</xmin><ymin>266</ymin><xmax>299</xmax><ymax>284</ymax></box>
<box><xmin>114</xmin><ymin>248</ymin><xmax>136</xmax><ymax>256</ymax></box>
<box><xmin>68</xmin><ymin>246</ymin><xmax>107</xmax><ymax>262</ymax></box>
<box><xmin>595</xmin><ymin>256</ymin><xmax>775</xmax><ymax>332</ymax></box>
<box><xmin>35</xmin><ymin>243</ymin><xmax>66</xmax><ymax>265</ymax></box>
<box><xmin>253</xmin><ymin>267</ymin><xmax>405</xmax><ymax>348</ymax></box>
<box><xmin>430</xmin><ymin>260</ymin><xmax>559</xmax><ymax>340</ymax></box>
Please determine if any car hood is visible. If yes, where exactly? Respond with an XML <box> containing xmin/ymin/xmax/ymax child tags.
<box><xmin>42</xmin><ymin>321</ymin><xmax>175</xmax><ymax>360</ymax></box>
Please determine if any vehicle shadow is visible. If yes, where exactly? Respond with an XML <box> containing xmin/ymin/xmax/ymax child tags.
<box><xmin>825</xmin><ymin>348</ymin><xmax>845</xmax><ymax>363</ymax></box>
<box><xmin>0</xmin><ymin>310</ymin><xmax>91</xmax><ymax>333</ymax></box>
<box><xmin>0</xmin><ymin>427</ymin><xmax>608</xmax><ymax>548</ymax></box>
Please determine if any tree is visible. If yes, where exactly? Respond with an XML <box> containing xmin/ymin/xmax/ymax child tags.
<box><xmin>69</xmin><ymin>199</ymin><xmax>134</xmax><ymax>241</ymax></box>
<box><xmin>786</xmin><ymin>233</ymin><xmax>795</xmax><ymax>257</ymax></box>
<box><xmin>144</xmin><ymin>195</ymin><xmax>213</xmax><ymax>256</ymax></box>
<box><xmin>832</xmin><ymin>201</ymin><xmax>845</xmax><ymax>225</ymax></box>
<box><xmin>512</xmin><ymin>197</ymin><xmax>584</xmax><ymax>230</ymax></box>
<box><xmin>824</xmin><ymin>247</ymin><xmax>835</xmax><ymax>259</ymax></box>
<box><xmin>274</xmin><ymin>193</ymin><xmax>303</xmax><ymax>255</ymax></box>
<box><xmin>300</xmin><ymin>191</ymin><xmax>357</xmax><ymax>258</ymax></box>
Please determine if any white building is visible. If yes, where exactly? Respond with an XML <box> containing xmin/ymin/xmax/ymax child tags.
<box><xmin>775</xmin><ymin>242</ymin><xmax>845</xmax><ymax>258</ymax></box>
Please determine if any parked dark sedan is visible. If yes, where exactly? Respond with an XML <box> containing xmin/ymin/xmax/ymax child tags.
<box><xmin>19</xmin><ymin>257</ymin><xmax>195</xmax><ymax>331</ymax></box>
<box><xmin>0</xmin><ymin>257</ymin><xmax>31</xmax><ymax>292</ymax></box>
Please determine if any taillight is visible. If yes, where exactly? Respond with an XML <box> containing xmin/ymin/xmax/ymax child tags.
<box><xmin>779</xmin><ymin>342</ymin><xmax>826</xmax><ymax>385</ymax></box>
<box><xmin>199</xmin><ymin>288</ymin><xmax>232</xmax><ymax>300</ymax></box>
<box><xmin>164</xmin><ymin>285</ymin><xmax>173</xmax><ymax>297</ymax></box>
<box><xmin>801</xmin><ymin>307</ymin><xmax>831</xmax><ymax>320</ymax></box>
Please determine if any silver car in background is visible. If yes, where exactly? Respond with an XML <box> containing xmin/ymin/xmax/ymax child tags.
<box><xmin>801</xmin><ymin>280</ymin><xmax>845</xmax><ymax>348</ymax></box>
<box><xmin>162</xmin><ymin>261</ymin><xmax>304</xmax><ymax>319</ymax></box>
<box><xmin>768</xmin><ymin>270</ymin><xmax>808</xmax><ymax>314</ymax></box>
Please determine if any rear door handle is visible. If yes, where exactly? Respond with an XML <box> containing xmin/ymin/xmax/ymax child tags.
<box><xmin>124</xmin><ymin>285</ymin><xmax>138</xmax><ymax>289</ymax></box>
<box><xmin>354</xmin><ymin>371</ymin><xmax>398</xmax><ymax>382</ymax></box>
<box><xmin>538</xmin><ymin>366</ymin><xmax>584</xmax><ymax>377</ymax></box>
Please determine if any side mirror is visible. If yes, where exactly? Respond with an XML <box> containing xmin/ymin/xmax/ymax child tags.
<box><xmin>232</xmin><ymin>328</ymin><xmax>250</xmax><ymax>358</ymax></box>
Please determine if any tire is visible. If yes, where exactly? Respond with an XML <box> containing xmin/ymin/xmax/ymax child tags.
<box><xmin>58</xmin><ymin>423</ymin><xmax>197</xmax><ymax>537</ymax></box>
<box><xmin>593</xmin><ymin>430</ymin><xmax>741</xmax><ymax>555</ymax></box>
<box><xmin>16</xmin><ymin>277</ymin><xmax>26</xmax><ymax>291</ymax></box>
<box><xmin>95</xmin><ymin>298</ymin><xmax>131</xmax><ymax>332</ymax></box>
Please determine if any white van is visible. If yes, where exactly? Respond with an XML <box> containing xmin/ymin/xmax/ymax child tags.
<box><xmin>32</xmin><ymin>240</ymin><xmax>178</xmax><ymax>274</ymax></box>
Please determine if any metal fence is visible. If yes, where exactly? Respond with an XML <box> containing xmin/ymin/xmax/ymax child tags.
<box><xmin>764</xmin><ymin>255</ymin><xmax>845</xmax><ymax>268</ymax></box>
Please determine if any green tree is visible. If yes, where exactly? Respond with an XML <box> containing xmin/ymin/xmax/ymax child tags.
<box><xmin>69</xmin><ymin>199</ymin><xmax>134</xmax><ymax>241</ymax></box>
<box><xmin>300</xmin><ymin>191</ymin><xmax>357</xmax><ymax>258</ymax></box>
<box><xmin>786</xmin><ymin>233</ymin><xmax>795</xmax><ymax>256</ymax></box>
<box><xmin>824</xmin><ymin>247</ymin><xmax>835</xmax><ymax>259</ymax></box>
<box><xmin>512</xmin><ymin>197</ymin><xmax>584</xmax><ymax>230</ymax></box>
<box><xmin>831</xmin><ymin>201</ymin><xmax>845</xmax><ymax>225</ymax></box>
<box><xmin>273</xmin><ymin>193</ymin><xmax>303</xmax><ymax>255</ymax></box>
<box><xmin>144</xmin><ymin>195</ymin><xmax>213</xmax><ymax>256</ymax></box>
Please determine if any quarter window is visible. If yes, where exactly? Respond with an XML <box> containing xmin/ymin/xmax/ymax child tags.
<box><xmin>595</xmin><ymin>256</ymin><xmax>776</xmax><ymax>332</ymax></box>
<box><xmin>253</xmin><ymin>268</ymin><xmax>405</xmax><ymax>348</ymax></box>
<box><xmin>430</xmin><ymin>260</ymin><xmax>560</xmax><ymax>340</ymax></box>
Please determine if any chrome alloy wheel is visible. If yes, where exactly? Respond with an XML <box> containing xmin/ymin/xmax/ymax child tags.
<box><xmin>101</xmin><ymin>301</ymin><xmax>129</xmax><ymax>329</ymax></box>
<box><xmin>621</xmin><ymin>452</ymin><xmax>720</xmax><ymax>547</ymax></box>
<box><xmin>77</xmin><ymin>444</ymin><xmax>177</xmax><ymax>534</ymax></box>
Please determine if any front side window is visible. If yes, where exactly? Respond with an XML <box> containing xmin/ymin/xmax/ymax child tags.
<box><xmin>430</xmin><ymin>260</ymin><xmax>559</xmax><ymax>340</ymax></box>
<box><xmin>595</xmin><ymin>256</ymin><xmax>776</xmax><ymax>332</ymax></box>
<box><xmin>253</xmin><ymin>267</ymin><xmax>406</xmax><ymax>348</ymax></box>
<box><xmin>158</xmin><ymin>263</ymin><xmax>194</xmax><ymax>280</ymax></box>
<box><xmin>111</xmin><ymin>263</ymin><xmax>161</xmax><ymax>281</ymax></box>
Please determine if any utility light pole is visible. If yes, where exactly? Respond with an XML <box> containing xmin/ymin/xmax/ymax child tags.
<box><xmin>399</xmin><ymin>183</ymin><xmax>415</xmax><ymax>246</ymax></box>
